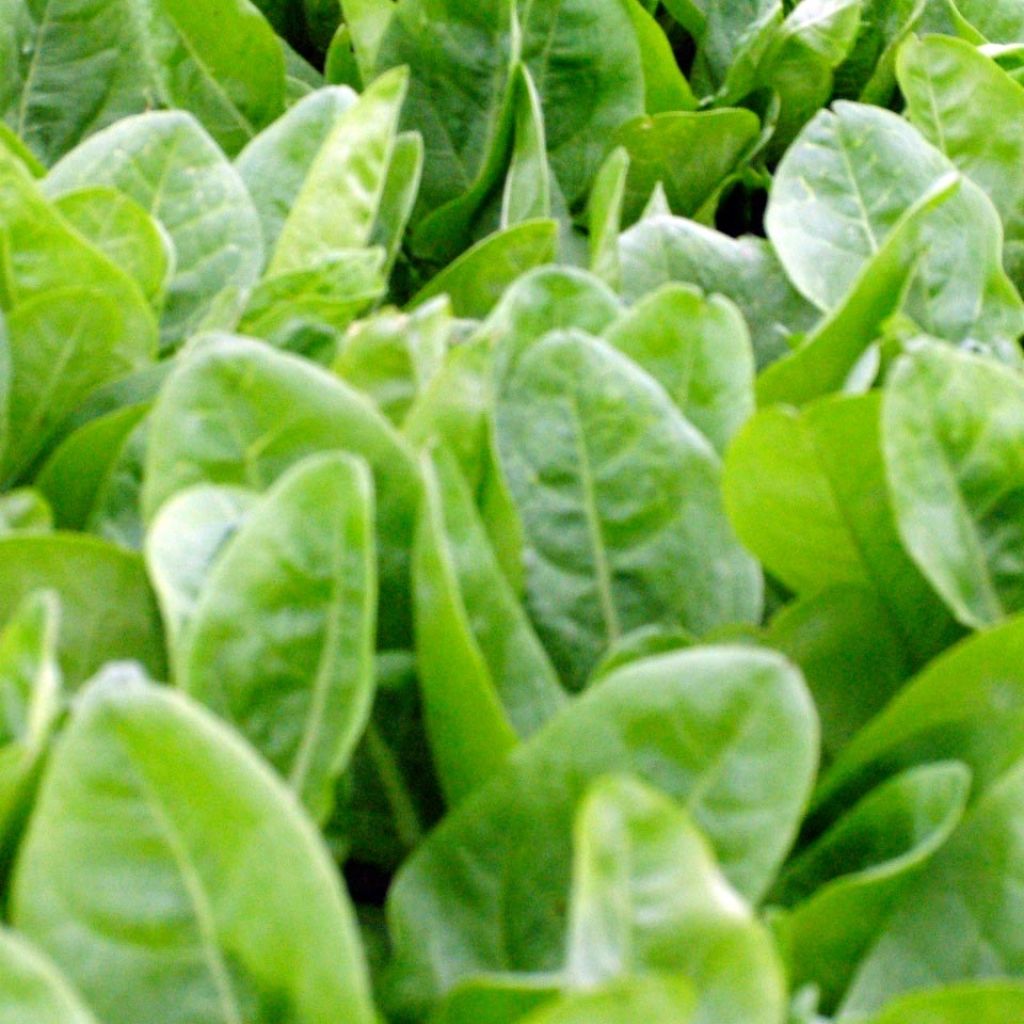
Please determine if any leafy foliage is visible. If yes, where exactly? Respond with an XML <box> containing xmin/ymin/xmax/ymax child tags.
<box><xmin>3</xmin><ymin>2</ymin><xmax>1024</xmax><ymax>1022</ymax></box>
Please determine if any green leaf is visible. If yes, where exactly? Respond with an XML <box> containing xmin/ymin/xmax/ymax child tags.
<box><xmin>518</xmin><ymin>0</ymin><xmax>646</xmax><ymax>208</ymax></box>
<box><xmin>371</xmin><ymin>130</ymin><xmax>424</xmax><ymax>274</ymax></box>
<box><xmin>602</xmin><ymin>283</ymin><xmax>755</xmax><ymax>454</ymax></box>
<box><xmin>0</xmin><ymin>534</ymin><xmax>165</xmax><ymax>689</ymax></box>
<box><xmin>764</xmin><ymin>584</ymin><xmax>910</xmax><ymax>763</ymax></box>
<box><xmin>613</xmin><ymin>109</ymin><xmax>759</xmax><ymax>224</ymax></box>
<box><xmin>771</xmin><ymin>762</ymin><xmax>970</xmax><ymax>1012</ymax></box>
<box><xmin>694</xmin><ymin>0</ymin><xmax>783</xmax><ymax>101</ymax></box>
<box><xmin>756</xmin><ymin>0</ymin><xmax>863</xmax><ymax>154</ymax></box>
<box><xmin>837</xmin><ymin>757</ymin><xmax>1024</xmax><ymax>1015</ymax></box>
<box><xmin>3</xmin><ymin>286</ymin><xmax>154</xmax><ymax>481</ymax></box>
<box><xmin>143</xmin><ymin>334</ymin><xmax>420</xmax><ymax>647</ymax></box>
<box><xmin>520</xmin><ymin>978</ymin><xmax>697</xmax><ymax>1024</ymax></box>
<box><xmin>766</xmin><ymin>102</ymin><xmax>1024</xmax><ymax>356</ymax></box>
<box><xmin>861</xmin><ymin>983</ymin><xmax>1024</xmax><ymax>1024</ymax></box>
<box><xmin>46</xmin><ymin>111</ymin><xmax>264</xmax><ymax>351</ymax></box>
<box><xmin>414</xmin><ymin>445</ymin><xmax>565</xmax><ymax>804</ymax></box>
<box><xmin>567</xmin><ymin>775</ymin><xmax>786</xmax><ymax>1024</ymax></box>
<box><xmin>267</xmin><ymin>67</ymin><xmax>408</xmax><ymax>276</ymax></box>
<box><xmin>411</xmin><ymin>219</ymin><xmax>559</xmax><ymax>319</ymax></box>
<box><xmin>898</xmin><ymin>35</ymin><xmax>1024</xmax><ymax>255</ymax></box>
<box><xmin>235</xmin><ymin>85</ymin><xmax>357</xmax><ymax>255</ymax></box>
<box><xmin>617</xmin><ymin>214</ymin><xmax>818</xmax><ymax>370</ymax></box>
<box><xmin>727</xmin><ymin>390</ymin><xmax>958</xmax><ymax>662</ymax></box>
<box><xmin>141</xmin><ymin>0</ymin><xmax>286</xmax><ymax>155</ymax></box>
<box><xmin>10</xmin><ymin>667</ymin><xmax>377</xmax><ymax>1024</ymax></box>
<box><xmin>501</xmin><ymin>64</ymin><xmax>551</xmax><ymax>228</ymax></box>
<box><xmin>588</xmin><ymin>147</ymin><xmax>630</xmax><ymax>287</ymax></box>
<box><xmin>144</xmin><ymin>485</ymin><xmax>256</xmax><ymax>673</ymax></box>
<box><xmin>835</xmin><ymin>0</ymin><xmax>924</xmax><ymax>104</ymax></box>
<box><xmin>0</xmin><ymin>591</ymin><xmax>60</xmax><ymax>854</ymax></box>
<box><xmin>496</xmin><ymin>328</ymin><xmax>761</xmax><ymax>687</ymax></box>
<box><xmin>811</xmin><ymin>613</ymin><xmax>1024</xmax><ymax>832</ymax></box>
<box><xmin>883</xmin><ymin>341</ymin><xmax>1024</xmax><ymax>628</ymax></box>
<box><xmin>0</xmin><ymin>928</ymin><xmax>97</xmax><ymax>1024</ymax></box>
<box><xmin>180</xmin><ymin>452</ymin><xmax>376</xmax><ymax>820</ymax></box>
<box><xmin>755</xmin><ymin>173</ymin><xmax>960</xmax><ymax>407</ymax></box>
<box><xmin>0</xmin><ymin>0</ymin><xmax>154</xmax><ymax>165</ymax></box>
<box><xmin>35</xmin><ymin>404</ymin><xmax>149</xmax><ymax>533</ymax></box>
<box><xmin>238</xmin><ymin>250</ymin><xmax>386</xmax><ymax>357</ymax></box>
<box><xmin>625</xmin><ymin>0</ymin><xmax>698</xmax><ymax>114</ymax></box>
<box><xmin>53</xmin><ymin>187</ymin><xmax>174</xmax><ymax>308</ymax></box>
<box><xmin>335</xmin><ymin>296</ymin><xmax>451</xmax><ymax>427</ymax></box>
<box><xmin>384</xmin><ymin>647</ymin><xmax>817</xmax><ymax>1020</ymax></box>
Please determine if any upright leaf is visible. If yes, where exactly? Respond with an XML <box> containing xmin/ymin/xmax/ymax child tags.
<box><xmin>883</xmin><ymin>342</ymin><xmax>1024</xmax><ymax>628</ymax></box>
<box><xmin>11</xmin><ymin>668</ymin><xmax>377</xmax><ymax>1024</ymax></box>
<box><xmin>45</xmin><ymin>112</ymin><xmax>264</xmax><ymax>350</ymax></box>
<box><xmin>143</xmin><ymin>334</ymin><xmax>420</xmax><ymax>646</ymax></box>
<box><xmin>567</xmin><ymin>775</ymin><xmax>786</xmax><ymax>1024</ymax></box>
<box><xmin>496</xmin><ymin>329</ymin><xmax>761</xmax><ymax>687</ymax></box>
<box><xmin>180</xmin><ymin>453</ymin><xmax>377</xmax><ymax>820</ymax></box>
<box><xmin>385</xmin><ymin>647</ymin><xmax>817</xmax><ymax>1019</ymax></box>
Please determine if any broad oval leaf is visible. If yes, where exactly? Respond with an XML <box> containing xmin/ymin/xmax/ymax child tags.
<box><xmin>180</xmin><ymin>452</ymin><xmax>377</xmax><ymax>820</ymax></box>
<box><xmin>724</xmin><ymin>392</ymin><xmax>956</xmax><ymax>666</ymax></box>
<box><xmin>0</xmin><ymin>534</ymin><xmax>165</xmax><ymax>689</ymax></box>
<box><xmin>837</xmin><ymin>757</ymin><xmax>1024</xmax><ymax>1015</ymax></box>
<box><xmin>384</xmin><ymin>646</ymin><xmax>817</xmax><ymax>1019</ymax></box>
<box><xmin>883</xmin><ymin>341</ymin><xmax>1024</xmax><ymax>629</ymax></box>
<box><xmin>143</xmin><ymin>334</ymin><xmax>420</xmax><ymax>646</ymax></box>
<box><xmin>140</xmin><ymin>0</ymin><xmax>286</xmax><ymax>155</ymax></box>
<box><xmin>765</xmin><ymin>101</ymin><xmax>1024</xmax><ymax>354</ymax></box>
<box><xmin>862</xmin><ymin>982</ymin><xmax>1024</xmax><ymax>1024</ymax></box>
<box><xmin>602</xmin><ymin>283</ymin><xmax>755</xmax><ymax>454</ymax></box>
<box><xmin>10</xmin><ymin>667</ymin><xmax>377</xmax><ymax>1024</ymax></box>
<box><xmin>496</xmin><ymin>328</ymin><xmax>761</xmax><ymax>688</ymax></box>
<box><xmin>45</xmin><ymin>112</ymin><xmax>264</xmax><ymax>350</ymax></box>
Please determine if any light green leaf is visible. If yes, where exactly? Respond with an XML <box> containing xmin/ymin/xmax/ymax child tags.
<box><xmin>53</xmin><ymin>187</ymin><xmax>173</xmax><ymax>308</ymax></box>
<box><xmin>771</xmin><ymin>762</ymin><xmax>970</xmax><ymax>1013</ymax></box>
<box><xmin>268</xmin><ymin>67</ymin><xmax>408</xmax><ymax>275</ymax></box>
<box><xmin>618</xmin><ymin>215</ymin><xmax>818</xmax><ymax>369</ymax></box>
<box><xmin>45</xmin><ymin>111</ymin><xmax>264</xmax><ymax>351</ymax></box>
<box><xmin>0</xmin><ymin>591</ymin><xmax>60</xmax><ymax>853</ymax></box>
<box><xmin>0</xmin><ymin>534</ymin><xmax>165</xmax><ymax>689</ymax></box>
<box><xmin>497</xmin><ymin>328</ymin><xmax>761</xmax><ymax>688</ymax></box>
<box><xmin>724</xmin><ymin>392</ymin><xmax>956</xmax><ymax>667</ymax></box>
<box><xmin>411</xmin><ymin>219</ymin><xmax>559</xmax><ymax>319</ymax></box>
<box><xmin>0</xmin><ymin>928</ymin><xmax>97</xmax><ymax>1024</ymax></box>
<box><xmin>414</xmin><ymin>445</ymin><xmax>565</xmax><ymax>804</ymax></box>
<box><xmin>861</xmin><ymin>983</ymin><xmax>1024</xmax><ymax>1024</ymax></box>
<box><xmin>384</xmin><ymin>647</ymin><xmax>816</xmax><ymax>1019</ymax></box>
<box><xmin>567</xmin><ymin>775</ymin><xmax>786</xmax><ymax>1024</ymax></box>
<box><xmin>140</xmin><ymin>0</ymin><xmax>285</xmax><ymax>155</ymax></box>
<box><xmin>521</xmin><ymin>978</ymin><xmax>696</xmax><ymax>1024</ymax></box>
<box><xmin>884</xmin><ymin>342</ymin><xmax>1024</xmax><ymax>628</ymax></box>
<box><xmin>143</xmin><ymin>334</ymin><xmax>420</xmax><ymax>647</ymax></box>
<box><xmin>613</xmin><ymin>109</ymin><xmax>759</xmax><ymax>224</ymax></box>
<box><xmin>501</xmin><ymin>64</ymin><xmax>550</xmax><ymax>228</ymax></box>
<box><xmin>603</xmin><ymin>283</ymin><xmax>755</xmax><ymax>454</ymax></box>
<box><xmin>3</xmin><ymin>286</ymin><xmax>154</xmax><ymax>481</ymax></box>
<box><xmin>899</xmin><ymin>35</ymin><xmax>1024</xmax><ymax>253</ymax></box>
<box><xmin>0</xmin><ymin>488</ymin><xmax>52</xmax><ymax>535</ymax></box>
<box><xmin>145</xmin><ymin>484</ymin><xmax>257</xmax><ymax>669</ymax></box>
<box><xmin>11</xmin><ymin>667</ymin><xmax>377</xmax><ymax>1024</ymax></box>
<box><xmin>180</xmin><ymin>452</ymin><xmax>377</xmax><ymax>819</ymax></box>
<box><xmin>335</xmin><ymin>296</ymin><xmax>451</xmax><ymax>427</ymax></box>
<box><xmin>811</xmin><ymin>613</ymin><xmax>1024</xmax><ymax>832</ymax></box>
<box><xmin>838</xmin><ymin>757</ymin><xmax>1024</xmax><ymax>1015</ymax></box>
<box><xmin>766</xmin><ymin>102</ymin><xmax>1024</xmax><ymax>355</ymax></box>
